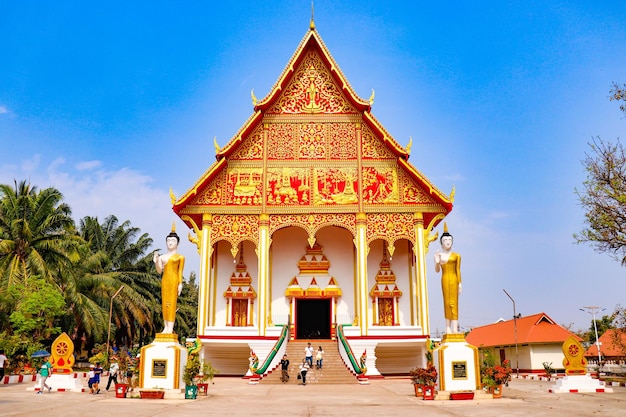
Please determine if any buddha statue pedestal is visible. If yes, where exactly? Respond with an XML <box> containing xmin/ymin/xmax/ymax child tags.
<box><xmin>139</xmin><ymin>333</ymin><xmax>187</xmax><ymax>399</ymax></box>
<box><xmin>433</xmin><ymin>334</ymin><xmax>481</xmax><ymax>398</ymax></box>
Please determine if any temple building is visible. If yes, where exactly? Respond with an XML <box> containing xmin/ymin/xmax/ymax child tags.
<box><xmin>172</xmin><ymin>18</ymin><xmax>453</xmax><ymax>379</ymax></box>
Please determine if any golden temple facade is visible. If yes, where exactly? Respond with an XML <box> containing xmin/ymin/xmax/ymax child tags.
<box><xmin>173</xmin><ymin>20</ymin><xmax>452</xmax><ymax>378</ymax></box>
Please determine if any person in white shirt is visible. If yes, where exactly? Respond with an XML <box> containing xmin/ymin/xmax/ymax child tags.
<box><xmin>0</xmin><ymin>350</ymin><xmax>8</xmax><ymax>380</ymax></box>
<box><xmin>304</xmin><ymin>342</ymin><xmax>314</xmax><ymax>367</ymax></box>
<box><xmin>299</xmin><ymin>359</ymin><xmax>310</xmax><ymax>385</ymax></box>
<box><xmin>105</xmin><ymin>359</ymin><xmax>120</xmax><ymax>391</ymax></box>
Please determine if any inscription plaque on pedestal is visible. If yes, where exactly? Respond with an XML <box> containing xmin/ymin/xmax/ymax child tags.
<box><xmin>152</xmin><ymin>360</ymin><xmax>167</xmax><ymax>378</ymax></box>
<box><xmin>452</xmin><ymin>361</ymin><xmax>467</xmax><ymax>379</ymax></box>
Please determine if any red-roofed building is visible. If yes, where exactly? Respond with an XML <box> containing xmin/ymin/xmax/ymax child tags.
<box><xmin>584</xmin><ymin>329</ymin><xmax>626</xmax><ymax>364</ymax></box>
<box><xmin>466</xmin><ymin>312</ymin><xmax>582</xmax><ymax>374</ymax></box>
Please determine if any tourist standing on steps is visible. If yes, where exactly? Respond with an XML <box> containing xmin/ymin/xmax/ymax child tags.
<box><xmin>304</xmin><ymin>342</ymin><xmax>314</xmax><ymax>367</ymax></box>
<box><xmin>280</xmin><ymin>354</ymin><xmax>290</xmax><ymax>383</ymax></box>
<box><xmin>299</xmin><ymin>359</ymin><xmax>310</xmax><ymax>385</ymax></box>
<box><xmin>315</xmin><ymin>346</ymin><xmax>324</xmax><ymax>369</ymax></box>
<box><xmin>37</xmin><ymin>355</ymin><xmax>52</xmax><ymax>394</ymax></box>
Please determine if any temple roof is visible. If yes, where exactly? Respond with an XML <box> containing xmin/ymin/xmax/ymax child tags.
<box><xmin>173</xmin><ymin>23</ymin><xmax>453</xmax><ymax>230</ymax></box>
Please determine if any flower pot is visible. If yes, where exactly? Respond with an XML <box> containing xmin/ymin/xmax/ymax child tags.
<box><xmin>489</xmin><ymin>384</ymin><xmax>503</xmax><ymax>399</ymax></box>
<box><xmin>114</xmin><ymin>383</ymin><xmax>129</xmax><ymax>398</ymax></box>
<box><xmin>185</xmin><ymin>384</ymin><xmax>198</xmax><ymax>399</ymax></box>
<box><xmin>413</xmin><ymin>384</ymin><xmax>423</xmax><ymax>397</ymax></box>
<box><xmin>197</xmin><ymin>382</ymin><xmax>209</xmax><ymax>396</ymax></box>
<box><xmin>139</xmin><ymin>390</ymin><xmax>164</xmax><ymax>399</ymax></box>
<box><xmin>422</xmin><ymin>385</ymin><xmax>435</xmax><ymax>400</ymax></box>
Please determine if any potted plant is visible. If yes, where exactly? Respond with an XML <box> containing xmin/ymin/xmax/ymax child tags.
<box><xmin>196</xmin><ymin>361</ymin><xmax>218</xmax><ymax>396</ymax></box>
<box><xmin>481</xmin><ymin>359</ymin><xmax>512</xmax><ymax>398</ymax></box>
<box><xmin>183</xmin><ymin>355</ymin><xmax>200</xmax><ymax>399</ymax></box>
<box><xmin>409</xmin><ymin>364</ymin><xmax>438</xmax><ymax>399</ymax></box>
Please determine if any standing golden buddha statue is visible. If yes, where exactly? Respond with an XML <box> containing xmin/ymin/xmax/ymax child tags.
<box><xmin>434</xmin><ymin>223</ymin><xmax>462</xmax><ymax>334</ymax></box>
<box><xmin>153</xmin><ymin>223</ymin><xmax>185</xmax><ymax>334</ymax></box>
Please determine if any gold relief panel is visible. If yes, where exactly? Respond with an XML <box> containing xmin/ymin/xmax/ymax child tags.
<box><xmin>362</xmin><ymin>166</ymin><xmax>399</xmax><ymax>204</ymax></box>
<box><xmin>266</xmin><ymin>167</ymin><xmax>311</xmax><ymax>206</ymax></box>
<box><xmin>193</xmin><ymin>172</ymin><xmax>225</xmax><ymax>205</ymax></box>
<box><xmin>269</xmin><ymin>51</ymin><xmax>357</xmax><ymax>114</ymax></box>
<box><xmin>362</xmin><ymin>125</ymin><xmax>396</xmax><ymax>160</ymax></box>
<box><xmin>269</xmin><ymin>213</ymin><xmax>356</xmax><ymax>237</ymax></box>
<box><xmin>366</xmin><ymin>212</ymin><xmax>415</xmax><ymax>244</ymax></box>
<box><xmin>211</xmin><ymin>215</ymin><xmax>259</xmax><ymax>243</ymax></box>
<box><xmin>267</xmin><ymin>123</ymin><xmax>296</xmax><ymax>160</ymax></box>
<box><xmin>298</xmin><ymin>122</ymin><xmax>326</xmax><ymax>159</ymax></box>
<box><xmin>231</xmin><ymin>126</ymin><xmax>264</xmax><ymax>160</ymax></box>
<box><xmin>329</xmin><ymin>122</ymin><xmax>357</xmax><ymax>160</ymax></box>
<box><xmin>225</xmin><ymin>167</ymin><xmax>263</xmax><ymax>206</ymax></box>
<box><xmin>313</xmin><ymin>167</ymin><xmax>359</xmax><ymax>205</ymax></box>
<box><xmin>398</xmin><ymin>171</ymin><xmax>437</xmax><ymax>205</ymax></box>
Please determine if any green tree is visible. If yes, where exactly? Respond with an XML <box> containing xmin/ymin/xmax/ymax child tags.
<box><xmin>574</xmin><ymin>84</ymin><xmax>626</xmax><ymax>264</ymax></box>
<box><xmin>72</xmin><ymin>215</ymin><xmax>159</xmax><ymax>349</ymax></box>
<box><xmin>176</xmin><ymin>270</ymin><xmax>199</xmax><ymax>340</ymax></box>
<box><xmin>0</xmin><ymin>180</ymin><xmax>78</xmax><ymax>332</ymax></box>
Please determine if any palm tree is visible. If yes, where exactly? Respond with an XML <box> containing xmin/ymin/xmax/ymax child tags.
<box><xmin>0</xmin><ymin>180</ymin><xmax>78</xmax><ymax>323</ymax></box>
<box><xmin>73</xmin><ymin>215</ymin><xmax>159</xmax><ymax>349</ymax></box>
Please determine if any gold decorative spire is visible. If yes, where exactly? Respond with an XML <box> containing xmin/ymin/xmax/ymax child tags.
<box><xmin>213</xmin><ymin>136</ymin><xmax>220</xmax><ymax>154</ymax></box>
<box><xmin>171</xmin><ymin>221</ymin><xmax>176</xmax><ymax>233</ymax></box>
<box><xmin>251</xmin><ymin>89</ymin><xmax>258</xmax><ymax>106</ymax></box>
<box><xmin>310</xmin><ymin>1</ymin><xmax>315</xmax><ymax>30</ymax></box>
<box><xmin>449</xmin><ymin>185</ymin><xmax>456</xmax><ymax>203</ymax></box>
<box><xmin>368</xmin><ymin>89</ymin><xmax>375</xmax><ymax>105</ymax></box>
<box><xmin>169</xmin><ymin>187</ymin><xmax>176</xmax><ymax>205</ymax></box>
<box><xmin>406</xmin><ymin>136</ymin><xmax>413</xmax><ymax>155</ymax></box>
<box><xmin>443</xmin><ymin>222</ymin><xmax>448</xmax><ymax>234</ymax></box>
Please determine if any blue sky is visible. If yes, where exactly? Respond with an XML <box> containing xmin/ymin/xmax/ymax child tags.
<box><xmin>1</xmin><ymin>1</ymin><xmax>625</xmax><ymax>334</ymax></box>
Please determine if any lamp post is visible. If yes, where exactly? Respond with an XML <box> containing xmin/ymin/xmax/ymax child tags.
<box><xmin>503</xmin><ymin>289</ymin><xmax>519</xmax><ymax>377</ymax></box>
<box><xmin>580</xmin><ymin>306</ymin><xmax>606</xmax><ymax>365</ymax></box>
<box><xmin>107</xmin><ymin>285</ymin><xmax>124</xmax><ymax>366</ymax></box>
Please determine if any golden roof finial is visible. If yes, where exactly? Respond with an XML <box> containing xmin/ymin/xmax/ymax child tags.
<box><xmin>169</xmin><ymin>187</ymin><xmax>176</xmax><ymax>205</ymax></box>
<box><xmin>213</xmin><ymin>136</ymin><xmax>220</xmax><ymax>154</ymax></box>
<box><xmin>310</xmin><ymin>1</ymin><xmax>315</xmax><ymax>30</ymax></box>
<box><xmin>251</xmin><ymin>89</ymin><xmax>258</xmax><ymax>106</ymax></box>
<box><xmin>171</xmin><ymin>221</ymin><xmax>176</xmax><ymax>233</ymax></box>
<box><xmin>406</xmin><ymin>136</ymin><xmax>413</xmax><ymax>155</ymax></box>
<box><xmin>368</xmin><ymin>89</ymin><xmax>375</xmax><ymax>105</ymax></box>
<box><xmin>449</xmin><ymin>185</ymin><xmax>456</xmax><ymax>203</ymax></box>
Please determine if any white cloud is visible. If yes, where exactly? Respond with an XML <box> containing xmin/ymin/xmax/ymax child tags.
<box><xmin>0</xmin><ymin>105</ymin><xmax>8</xmax><ymax>114</ymax></box>
<box><xmin>75</xmin><ymin>160</ymin><xmax>102</xmax><ymax>170</ymax></box>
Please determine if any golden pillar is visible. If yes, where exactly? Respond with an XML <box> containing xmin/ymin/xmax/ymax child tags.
<box><xmin>197</xmin><ymin>213</ymin><xmax>213</xmax><ymax>334</ymax></box>
<box><xmin>413</xmin><ymin>212</ymin><xmax>430</xmax><ymax>335</ymax></box>
<box><xmin>257</xmin><ymin>213</ymin><xmax>270</xmax><ymax>336</ymax></box>
<box><xmin>355</xmin><ymin>212</ymin><xmax>369</xmax><ymax>336</ymax></box>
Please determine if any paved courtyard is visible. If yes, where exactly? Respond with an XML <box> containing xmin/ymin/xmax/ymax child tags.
<box><xmin>1</xmin><ymin>376</ymin><xmax>624</xmax><ymax>417</ymax></box>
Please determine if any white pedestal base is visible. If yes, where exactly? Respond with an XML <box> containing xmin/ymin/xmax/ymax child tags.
<box><xmin>549</xmin><ymin>375</ymin><xmax>613</xmax><ymax>393</ymax></box>
<box><xmin>33</xmin><ymin>373</ymin><xmax>84</xmax><ymax>392</ymax></box>
<box><xmin>139</xmin><ymin>333</ymin><xmax>187</xmax><ymax>390</ymax></box>
<box><xmin>433</xmin><ymin>334</ymin><xmax>480</xmax><ymax>393</ymax></box>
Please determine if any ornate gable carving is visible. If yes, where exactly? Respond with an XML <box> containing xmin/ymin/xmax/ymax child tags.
<box><xmin>269</xmin><ymin>50</ymin><xmax>357</xmax><ymax>114</ymax></box>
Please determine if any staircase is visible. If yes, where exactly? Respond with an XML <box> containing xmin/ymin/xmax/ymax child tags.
<box><xmin>260</xmin><ymin>340</ymin><xmax>358</xmax><ymax>384</ymax></box>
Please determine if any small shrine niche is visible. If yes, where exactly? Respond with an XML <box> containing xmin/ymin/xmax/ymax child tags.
<box><xmin>224</xmin><ymin>244</ymin><xmax>257</xmax><ymax>326</ymax></box>
<box><xmin>284</xmin><ymin>242</ymin><xmax>342</xmax><ymax>339</ymax></box>
<box><xmin>370</xmin><ymin>241</ymin><xmax>402</xmax><ymax>326</ymax></box>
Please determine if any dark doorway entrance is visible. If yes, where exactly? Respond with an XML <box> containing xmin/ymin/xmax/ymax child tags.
<box><xmin>296</xmin><ymin>298</ymin><xmax>331</xmax><ymax>339</ymax></box>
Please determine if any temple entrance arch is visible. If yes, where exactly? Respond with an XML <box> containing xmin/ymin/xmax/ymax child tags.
<box><xmin>295</xmin><ymin>298</ymin><xmax>331</xmax><ymax>339</ymax></box>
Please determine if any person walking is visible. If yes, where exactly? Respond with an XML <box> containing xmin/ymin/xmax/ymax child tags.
<box><xmin>93</xmin><ymin>362</ymin><xmax>103</xmax><ymax>394</ymax></box>
<box><xmin>37</xmin><ymin>355</ymin><xmax>52</xmax><ymax>394</ymax></box>
<box><xmin>105</xmin><ymin>359</ymin><xmax>119</xmax><ymax>391</ymax></box>
<box><xmin>0</xmin><ymin>350</ymin><xmax>8</xmax><ymax>380</ymax></box>
<box><xmin>279</xmin><ymin>354</ymin><xmax>290</xmax><ymax>383</ymax></box>
<box><xmin>299</xmin><ymin>359</ymin><xmax>310</xmax><ymax>385</ymax></box>
<box><xmin>315</xmin><ymin>346</ymin><xmax>324</xmax><ymax>369</ymax></box>
<box><xmin>304</xmin><ymin>342</ymin><xmax>314</xmax><ymax>367</ymax></box>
